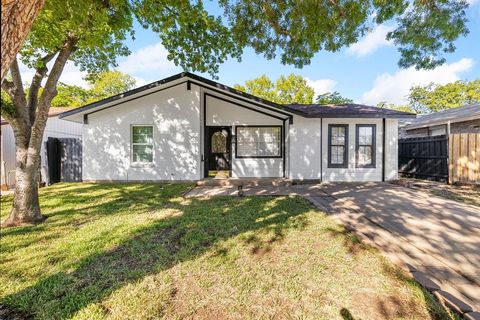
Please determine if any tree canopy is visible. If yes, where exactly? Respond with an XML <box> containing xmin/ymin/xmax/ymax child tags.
<box><xmin>316</xmin><ymin>92</ymin><xmax>353</xmax><ymax>105</ymax></box>
<box><xmin>408</xmin><ymin>80</ymin><xmax>480</xmax><ymax>114</ymax></box>
<box><xmin>52</xmin><ymin>70</ymin><xmax>136</xmax><ymax>107</ymax></box>
<box><xmin>234</xmin><ymin>74</ymin><xmax>314</xmax><ymax>104</ymax></box>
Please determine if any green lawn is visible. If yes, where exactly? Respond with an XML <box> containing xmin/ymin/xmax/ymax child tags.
<box><xmin>0</xmin><ymin>183</ymin><xmax>454</xmax><ymax>320</ymax></box>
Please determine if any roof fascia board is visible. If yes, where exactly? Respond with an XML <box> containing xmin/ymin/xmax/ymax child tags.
<box><xmin>301</xmin><ymin>113</ymin><xmax>416</xmax><ymax>119</ymax></box>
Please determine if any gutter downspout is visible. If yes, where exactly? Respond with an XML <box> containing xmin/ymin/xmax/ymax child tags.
<box><xmin>382</xmin><ymin>118</ymin><xmax>386</xmax><ymax>182</ymax></box>
<box><xmin>320</xmin><ymin>118</ymin><xmax>323</xmax><ymax>182</ymax></box>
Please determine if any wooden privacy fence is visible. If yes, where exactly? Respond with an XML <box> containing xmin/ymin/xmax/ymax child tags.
<box><xmin>398</xmin><ymin>135</ymin><xmax>449</xmax><ymax>182</ymax></box>
<box><xmin>449</xmin><ymin>133</ymin><xmax>480</xmax><ymax>184</ymax></box>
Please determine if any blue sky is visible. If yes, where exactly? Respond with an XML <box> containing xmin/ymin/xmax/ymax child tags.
<box><xmin>26</xmin><ymin>1</ymin><xmax>480</xmax><ymax>106</ymax></box>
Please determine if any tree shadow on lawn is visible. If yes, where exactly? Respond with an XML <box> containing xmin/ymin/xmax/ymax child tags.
<box><xmin>1</xmin><ymin>183</ymin><xmax>310</xmax><ymax>319</ymax></box>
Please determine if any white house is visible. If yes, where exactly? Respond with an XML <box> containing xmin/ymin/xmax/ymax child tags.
<box><xmin>60</xmin><ymin>72</ymin><xmax>415</xmax><ymax>182</ymax></box>
<box><xmin>1</xmin><ymin>107</ymin><xmax>83</xmax><ymax>189</ymax></box>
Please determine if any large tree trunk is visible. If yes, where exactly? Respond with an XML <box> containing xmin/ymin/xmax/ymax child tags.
<box><xmin>3</xmin><ymin>144</ymin><xmax>45</xmax><ymax>226</ymax></box>
<box><xmin>1</xmin><ymin>0</ymin><xmax>45</xmax><ymax>81</ymax></box>
<box><xmin>2</xmin><ymin>40</ymin><xmax>76</xmax><ymax>227</ymax></box>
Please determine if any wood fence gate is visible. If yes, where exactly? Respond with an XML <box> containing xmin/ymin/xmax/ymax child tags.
<box><xmin>449</xmin><ymin>133</ymin><xmax>480</xmax><ymax>184</ymax></box>
<box><xmin>398</xmin><ymin>135</ymin><xmax>449</xmax><ymax>182</ymax></box>
<box><xmin>46</xmin><ymin>137</ymin><xmax>82</xmax><ymax>184</ymax></box>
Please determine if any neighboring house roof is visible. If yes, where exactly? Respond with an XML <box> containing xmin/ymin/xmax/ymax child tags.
<box><xmin>404</xmin><ymin>103</ymin><xmax>480</xmax><ymax>130</ymax></box>
<box><xmin>59</xmin><ymin>72</ymin><xmax>416</xmax><ymax>122</ymax></box>
<box><xmin>1</xmin><ymin>107</ymin><xmax>74</xmax><ymax>125</ymax></box>
<box><xmin>285</xmin><ymin>103</ymin><xmax>416</xmax><ymax>118</ymax></box>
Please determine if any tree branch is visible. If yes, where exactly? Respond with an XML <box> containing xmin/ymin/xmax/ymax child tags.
<box><xmin>1</xmin><ymin>77</ymin><xmax>15</xmax><ymax>97</ymax></box>
<box><xmin>9</xmin><ymin>58</ymin><xmax>26</xmax><ymax>101</ymax></box>
<box><xmin>29</xmin><ymin>36</ymin><xmax>76</xmax><ymax>151</ymax></box>
<box><xmin>27</xmin><ymin>51</ymin><xmax>58</xmax><ymax>126</ymax></box>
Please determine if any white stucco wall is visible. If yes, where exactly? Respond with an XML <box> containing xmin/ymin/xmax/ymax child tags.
<box><xmin>83</xmin><ymin>83</ymin><xmax>201</xmax><ymax>181</ymax></box>
<box><xmin>385</xmin><ymin>119</ymin><xmax>399</xmax><ymax>180</ymax></box>
<box><xmin>288</xmin><ymin>116</ymin><xmax>321</xmax><ymax>180</ymax></box>
<box><xmin>204</xmin><ymin>92</ymin><xmax>284</xmax><ymax>177</ymax></box>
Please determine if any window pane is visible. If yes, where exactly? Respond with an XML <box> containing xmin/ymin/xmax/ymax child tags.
<box><xmin>332</xmin><ymin>126</ymin><xmax>345</xmax><ymax>145</ymax></box>
<box><xmin>358</xmin><ymin>146</ymin><xmax>372</xmax><ymax>166</ymax></box>
<box><xmin>359</xmin><ymin>127</ymin><xmax>372</xmax><ymax>145</ymax></box>
<box><xmin>133</xmin><ymin>145</ymin><xmax>153</xmax><ymax>163</ymax></box>
<box><xmin>331</xmin><ymin>146</ymin><xmax>344</xmax><ymax>164</ymax></box>
<box><xmin>212</xmin><ymin>131</ymin><xmax>227</xmax><ymax>153</ymax></box>
<box><xmin>237</xmin><ymin>127</ymin><xmax>281</xmax><ymax>157</ymax></box>
<box><xmin>133</xmin><ymin>126</ymin><xmax>153</xmax><ymax>144</ymax></box>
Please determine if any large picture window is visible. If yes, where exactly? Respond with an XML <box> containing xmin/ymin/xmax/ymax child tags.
<box><xmin>132</xmin><ymin>125</ymin><xmax>153</xmax><ymax>163</ymax></box>
<box><xmin>356</xmin><ymin>124</ymin><xmax>376</xmax><ymax>168</ymax></box>
<box><xmin>328</xmin><ymin>124</ymin><xmax>348</xmax><ymax>168</ymax></box>
<box><xmin>236</xmin><ymin>126</ymin><xmax>282</xmax><ymax>158</ymax></box>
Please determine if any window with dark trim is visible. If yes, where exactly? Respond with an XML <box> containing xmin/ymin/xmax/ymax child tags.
<box><xmin>235</xmin><ymin>126</ymin><xmax>282</xmax><ymax>158</ymax></box>
<box><xmin>328</xmin><ymin>124</ymin><xmax>348</xmax><ymax>168</ymax></box>
<box><xmin>356</xmin><ymin>124</ymin><xmax>376</xmax><ymax>168</ymax></box>
<box><xmin>132</xmin><ymin>125</ymin><xmax>154</xmax><ymax>163</ymax></box>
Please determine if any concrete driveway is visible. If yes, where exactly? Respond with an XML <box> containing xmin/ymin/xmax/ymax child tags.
<box><xmin>315</xmin><ymin>182</ymin><xmax>480</xmax><ymax>310</ymax></box>
<box><xmin>187</xmin><ymin>182</ymin><xmax>480</xmax><ymax>309</ymax></box>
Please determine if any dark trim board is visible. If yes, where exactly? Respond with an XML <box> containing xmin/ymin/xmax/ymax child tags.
<box><xmin>355</xmin><ymin>124</ymin><xmax>377</xmax><ymax>169</ymax></box>
<box><xmin>234</xmin><ymin>125</ymin><xmax>283</xmax><ymax>159</ymax></box>
<box><xmin>327</xmin><ymin>124</ymin><xmax>349</xmax><ymax>169</ymax></box>
<box><xmin>204</xmin><ymin>93</ymin><xmax>287</xmax><ymax>122</ymax></box>
<box><xmin>382</xmin><ymin>118</ymin><xmax>386</xmax><ymax>182</ymax></box>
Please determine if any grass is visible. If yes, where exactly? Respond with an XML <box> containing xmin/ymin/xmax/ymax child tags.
<box><xmin>0</xmin><ymin>183</ymin><xmax>456</xmax><ymax>320</ymax></box>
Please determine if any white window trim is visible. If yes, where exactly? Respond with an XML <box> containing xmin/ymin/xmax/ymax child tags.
<box><xmin>131</xmin><ymin>124</ymin><xmax>154</xmax><ymax>167</ymax></box>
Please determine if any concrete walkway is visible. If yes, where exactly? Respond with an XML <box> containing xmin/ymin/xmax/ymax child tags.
<box><xmin>186</xmin><ymin>182</ymin><xmax>480</xmax><ymax>309</ymax></box>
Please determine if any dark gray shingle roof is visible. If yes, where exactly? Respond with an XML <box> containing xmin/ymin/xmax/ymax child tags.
<box><xmin>284</xmin><ymin>103</ymin><xmax>416</xmax><ymax>118</ymax></box>
<box><xmin>404</xmin><ymin>103</ymin><xmax>480</xmax><ymax>129</ymax></box>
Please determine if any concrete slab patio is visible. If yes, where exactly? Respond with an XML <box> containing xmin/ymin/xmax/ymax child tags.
<box><xmin>185</xmin><ymin>182</ymin><xmax>480</xmax><ymax>310</ymax></box>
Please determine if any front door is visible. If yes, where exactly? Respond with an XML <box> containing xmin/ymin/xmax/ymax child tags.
<box><xmin>206</xmin><ymin>127</ymin><xmax>231</xmax><ymax>177</ymax></box>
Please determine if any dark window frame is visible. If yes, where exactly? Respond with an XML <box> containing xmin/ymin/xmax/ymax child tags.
<box><xmin>235</xmin><ymin>125</ymin><xmax>283</xmax><ymax>159</ymax></box>
<box><xmin>328</xmin><ymin>124</ymin><xmax>349</xmax><ymax>168</ymax></box>
<box><xmin>355</xmin><ymin>124</ymin><xmax>376</xmax><ymax>168</ymax></box>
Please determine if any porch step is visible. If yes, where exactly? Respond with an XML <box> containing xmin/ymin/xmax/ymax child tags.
<box><xmin>196</xmin><ymin>178</ymin><xmax>294</xmax><ymax>187</ymax></box>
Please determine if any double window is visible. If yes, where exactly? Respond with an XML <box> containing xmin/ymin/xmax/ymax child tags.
<box><xmin>236</xmin><ymin>126</ymin><xmax>282</xmax><ymax>158</ymax></box>
<box><xmin>328</xmin><ymin>124</ymin><xmax>377</xmax><ymax>168</ymax></box>
<box><xmin>328</xmin><ymin>124</ymin><xmax>348</xmax><ymax>168</ymax></box>
<box><xmin>356</xmin><ymin>124</ymin><xmax>376</xmax><ymax>168</ymax></box>
<box><xmin>132</xmin><ymin>125</ymin><xmax>153</xmax><ymax>163</ymax></box>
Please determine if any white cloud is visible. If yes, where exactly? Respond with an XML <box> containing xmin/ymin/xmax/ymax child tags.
<box><xmin>118</xmin><ymin>42</ymin><xmax>177</xmax><ymax>74</ymax></box>
<box><xmin>19</xmin><ymin>60</ymin><xmax>89</xmax><ymax>88</ymax></box>
<box><xmin>17</xmin><ymin>42</ymin><xmax>176</xmax><ymax>89</ymax></box>
<box><xmin>467</xmin><ymin>0</ymin><xmax>478</xmax><ymax>5</ymax></box>
<box><xmin>361</xmin><ymin>58</ymin><xmax>474</xmax><ymax>105</ymax></box>
<box><xmin>347</xmin><ymin>25</ymin><xmax>394</xmax><ymax>57</ymax></box>
<box><xmin>305</xmin><ymin>78</ymin><xmax>337</xmax><ymax>97</ymax></box>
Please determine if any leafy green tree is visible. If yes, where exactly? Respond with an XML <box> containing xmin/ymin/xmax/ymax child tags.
<box><xmin>377</xmin><ymin>102</ymin><xmax>416</xmax><ymax>114</ymax></box>
<box><xmin>51</xmin><ymin>71</ymin><xmax>137</xmax><ymax>107</ymax></box>
<box><xmin>0</xmin><ymin>0</ymin><xmax>472</xmax><ymax>225</ymax></box>
<box><xmin>408</xmin><ymin>80</ymin><xmax>480</xmax><ymax>114</ymax></box>
<box><xmin>316</xmin><ymin>92</ymin><xmax>353</xmax><ymax>105</ymax></box>
<box><xmin>234</xmin><ymin>74</ymin><xmax>314</xmax><ymax>104</ymax></box>
<box><xmin>87</xmin><ymin>70</ymin><xmax>136</xmax><ymax>102</ymax></box>
<box><xmin>51</xmin><ymin>83</ymin><xmax>90</xmax><ymax>108</ymax></box>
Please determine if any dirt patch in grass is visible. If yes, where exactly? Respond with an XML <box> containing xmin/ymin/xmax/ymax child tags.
<box><xmin>392</xmin><ymin>178</ymin><xmax>480</xmax><ymax>207</ymax></box>
<box><xmin>0</xmin><ymin>183</ymin><xmax>455</xmax><ymax>319</ymax></box>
